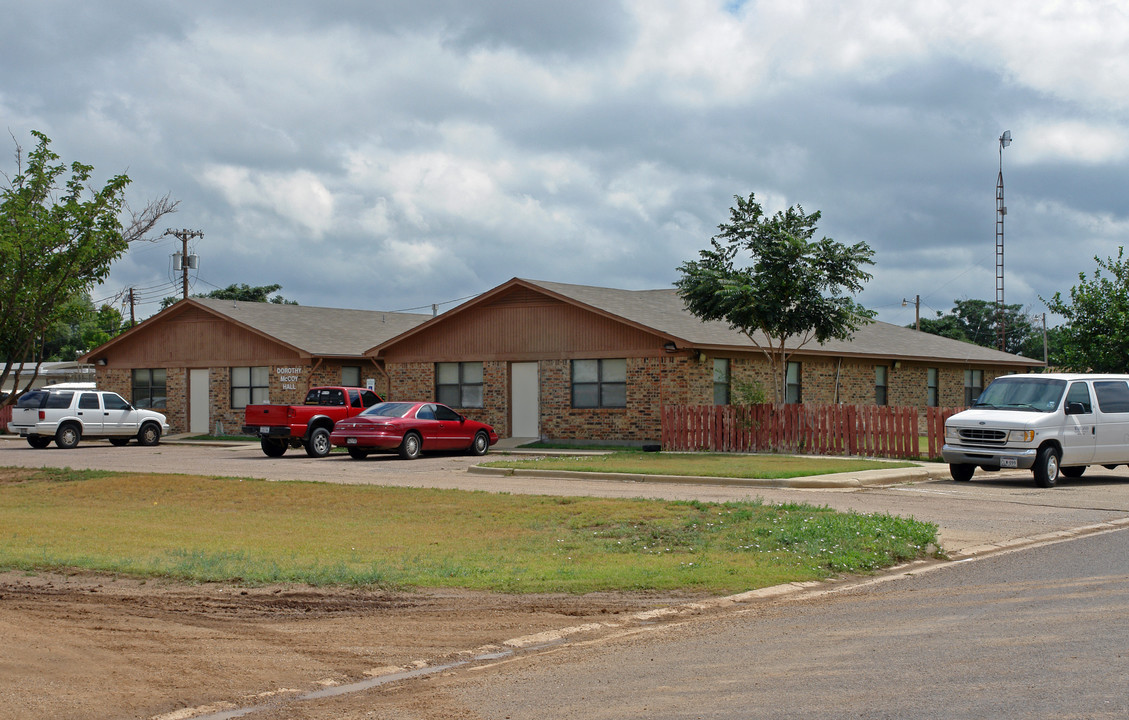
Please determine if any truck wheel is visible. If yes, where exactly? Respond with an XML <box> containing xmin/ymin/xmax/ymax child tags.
<box><xmin>55</xmin><ymin>423</ymin><xmax>81</xmax><ymax>449</ymax></box>
<box><xmin>1033</xmin><ymin>446</ymin><xmax>1061</xmax><ymax>488</ymax></box>
<box><xmin>1061</xmin><ymin>466</ymin><xmax>1086</xmax><ymax>478</ymax></box>
<box><xmin>949</xmin><ymin>463</ymin><xmax>975</xmax><ymax>482</ymax></box>
<box><xmin>27</xmin><ymin>436</ymin><xmax>51</xmax><ymax>449</ymax></box>
<box><xmin>138</xmin><ymin>423</ymin><xmax>162</xmax><ymax>446</ymax></box>
<box><xmin>398</xmin><ymin>432</ymin><xmax>422</xmax><ymax>460</ymax></box>
<box><xmin>469</xmin><ymin>431</ymin><xmax>490</xmax><ymax>457</ymax></box>
<box><xmin>305</xmin><ymin>427</ymin><xmax>331</xmax><ymax>458</ymax></box>
<box><xmin>261</xmin><ymin>438</ymin><xmax>287</xmax><ymax>457</ymax></box>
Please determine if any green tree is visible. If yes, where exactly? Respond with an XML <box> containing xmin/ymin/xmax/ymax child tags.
<box><xmin>160</xmin><ymin>282</ymin><xmax>298</xmax><ymax>310</ymax></box>
<box><xmin>676</xmin><ymin>193</ymin><xmax>876</xmax><ymax>404</ymax></box>
<box><xmin>0</xmin><ymin>131</ymin><xmax>176</xmax><ymax>404</ymax></box>
<box><xmin>41</xmin><ymin>293</ymin><xmax>125</xmax><ymax>361</ymax></box>
<box><xmin>1043</xmin><ymin>247</ymin><xmax>1129</xmax><ymax>372</ymax></box>
<box><xmin>914</xmin><ymin>299</ymin><xmax>1036</xmax><ymax>356</ymax></box>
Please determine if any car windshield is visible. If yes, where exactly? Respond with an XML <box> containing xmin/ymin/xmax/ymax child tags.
<box><xmin>360</xmin><ymin>402</ymin><xmax>416</xmax><ymax>418</ymax></box>
<box><xmin>973</xmin><ymin>377</ymin><xmax>1067</xmax><ymax>412</ymax></box>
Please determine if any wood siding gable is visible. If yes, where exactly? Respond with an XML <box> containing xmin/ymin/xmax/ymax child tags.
<box><xmin>96</xmin><ymin>306</ymin><xmax>306</xmax><ymax>368</ymax></box>
<box><xmin>380</xmin><ymin>285</ymin><xmax>667</xmax><ymax>363</ymax></box>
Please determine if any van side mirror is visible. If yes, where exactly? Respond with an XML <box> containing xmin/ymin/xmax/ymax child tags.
<box><xmin>1065</xmin><ymin>402</ymin><xmax>1086</xmax><ymax>415</ymax></box>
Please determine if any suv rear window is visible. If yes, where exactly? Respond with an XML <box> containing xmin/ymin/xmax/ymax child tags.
<box><xmin>16</xmin><ymin>391</ymin><xmax>50</xmax><ymax>408</ymax></box>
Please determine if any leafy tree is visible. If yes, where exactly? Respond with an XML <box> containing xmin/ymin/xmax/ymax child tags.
<box><xmin>0</xmin><ymin>131</ymin><xmax>177</xmax><ymax>404</ymax></box>
<box><xmin>676</xmin><ymin>193</ymin><xmax>876</xmax><ymax>404</ymax></box>
<box><xmin>41</xmin><ymin>293</ymin><xmax>125</xmax><ymax>361</ymax></box>
<box><xmin>1043</xmin><ymin>247</ymin><xmax>1129</xmax><ymax>372</ymax></box>
<box><xmin>160</xmin><ymin>282</ymin><xmax>298</xmax><ymax>310</ymax></box>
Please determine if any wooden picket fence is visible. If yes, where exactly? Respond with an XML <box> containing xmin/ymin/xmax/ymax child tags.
<box><xmin>661</xmin><ymin>404</ymin><xmax>965</xmax><ymax>460</ymax></box>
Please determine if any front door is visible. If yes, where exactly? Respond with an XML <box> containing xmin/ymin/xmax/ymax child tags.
<box><xmin>511</xmin><ymin>362</ymin><xmax>539</xmax><ymax>439</ymax></box>
<box><xmin>190</xmin><ymin>369</ymin><xmax>210</xmax><ymax>434</ymax></box>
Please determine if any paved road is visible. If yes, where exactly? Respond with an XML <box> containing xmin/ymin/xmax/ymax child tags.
<box><xmin>4</xmin><ymin>436</ymin><xmax>1129</xmax><ymax>555</ymax></box>
<box><xmin>436</xmin><ymin>526</ymin><xmax>1129</xmax><ymax>719</ymax></box>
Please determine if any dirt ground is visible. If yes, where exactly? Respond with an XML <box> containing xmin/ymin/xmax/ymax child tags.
<box><xmin>0</xmin><ymin>569</ymin><xmax>701</xmax><ymax>720</ymax></box>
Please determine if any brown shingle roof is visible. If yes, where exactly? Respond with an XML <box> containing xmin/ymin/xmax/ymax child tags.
<box><xmin>522</xmin><ymin>279</ymin><xmax>1038</xmax><ymax>366</ymax></box>
<box><xmin>192</xmin><ymin>298</ymin><xmax>430</xmax><ymax>357</ymax></box>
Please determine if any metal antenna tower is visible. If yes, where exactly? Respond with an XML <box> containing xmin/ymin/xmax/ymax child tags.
<box><xmin>995</xmin><ymin>130</ymin><xmax>1011</xmax><ymax>351</ymax></box>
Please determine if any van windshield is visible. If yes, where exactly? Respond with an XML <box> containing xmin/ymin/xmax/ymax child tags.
<box><xmin>973</xmin><ymin>377</ymin><xmax>1067</xmax><ymax>412</ymax></box>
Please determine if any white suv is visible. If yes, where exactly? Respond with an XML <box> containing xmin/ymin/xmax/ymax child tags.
<box><xmin>7</xmin><ymin>388</ymin><xmax>170</xmax><ymax>449</ymax></box>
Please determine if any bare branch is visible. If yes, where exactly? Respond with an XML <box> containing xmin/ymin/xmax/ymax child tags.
<box><xmin>123</xmin><ymin>193</ymin><xmax>179</xmax><ymax>243</ymax></box>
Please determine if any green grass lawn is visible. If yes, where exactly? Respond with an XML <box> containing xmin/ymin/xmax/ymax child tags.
<box><xmin>0</xmin><ymin>467</ymin><xmax>941</xmax><ymax>594</ymax></box>
<box><xmin>483</xmin><ymin>451</ymin><xmax>917</xmax><ymax>479</ymax></box>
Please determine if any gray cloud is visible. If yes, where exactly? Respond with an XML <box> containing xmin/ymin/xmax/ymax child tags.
<box><xmin>3</xmin><ymin>0</ymin><xmax>1126</xmax><ymax>329</ymax></box>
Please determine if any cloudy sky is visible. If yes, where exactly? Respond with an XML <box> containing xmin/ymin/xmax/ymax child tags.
<box><xmin>3</xmin><ymin>1</ymin><xmax>1127</xmax><ymax>329</ymax></box>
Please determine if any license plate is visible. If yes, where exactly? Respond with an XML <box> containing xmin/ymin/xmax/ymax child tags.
<box><xmin>19</xmin><ymin>428</ymin><xmax>28</xmax><ymax>437</ymax></box>
<box><xmin>1000</xmin><ymin>457</ymin><xmax>1018</xmax><ymax>468</ymax></box>
<box><xmin>260</xmin><ymin>426</ymin><xmax>270</xmax><ymax>434</ymax></box>
<box><xmin>346</xmin><ymin>438</ymin><xmax>358</xmax><ymax>445</ymax></box>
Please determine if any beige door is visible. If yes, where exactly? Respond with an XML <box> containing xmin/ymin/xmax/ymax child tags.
<box><xmin>511</xmin><ymin>362</ymin><xmax>539</xmax><ymax>439</ymax></box>
<box><xmin>190</xmin><ymin>369</ymin><xmax>210</xmax><ymax>434</ymax></box>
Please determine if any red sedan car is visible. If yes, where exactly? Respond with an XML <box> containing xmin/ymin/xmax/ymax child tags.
<box><xmin>328</xmin><ymin>401</ymin><xmax>499</xmax><ymax>460</ymax></box>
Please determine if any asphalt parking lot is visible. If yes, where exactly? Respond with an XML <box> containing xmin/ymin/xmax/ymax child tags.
<box><xmin>5</xmin><ymin>434</ymin><xmax>1129</xmax><ymax>555</ymax></box>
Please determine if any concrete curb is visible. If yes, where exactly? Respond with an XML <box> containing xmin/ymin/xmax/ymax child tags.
<box><xmin>467</xmin><ymin>463</ymin><xmax>952</xmax><ymax>489</ymax></box>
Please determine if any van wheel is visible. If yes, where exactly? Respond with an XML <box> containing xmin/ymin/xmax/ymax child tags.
<box><xmin>949</xmin><ymin>463</ymin><xmax>975</xmax><ymax>482</ymax></box>
<box><xmin>55</xmin><ymin>423</ymin><xmax>81</xmax><ymax>449</ymax></box>
<box><xmin>1033</xmin><ymin>446</ymin><xmax>1061</xmax><ymax>488</ymax></box>
<box><xmin>27</xmin><ymin>436</ymin><xmax>51</xmax><ymax>449</ymax></box>
<box><xmin>305</xmin><ymin>427</ymin><xmax>331</xmax><ymax>458</ymax></box>
<box><xmin>1061</xmin><ymin>466</ymin><xmax>1086</xmax><ymax>478</ymax></box>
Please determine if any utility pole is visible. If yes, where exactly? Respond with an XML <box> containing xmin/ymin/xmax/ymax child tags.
<box><xmin>164</xmin><ymin>228</ymin><xmax>204</xmax><ymax>299</ymax></box>
<box><xmin>128</xmin><ymin>288</ymin><xmax>136</xmax><ymax>326</ymax></box>
<box><xmin>903</xmin><ymin>295</ymin><xmax>921</xmax><ymax>332</ymax></box>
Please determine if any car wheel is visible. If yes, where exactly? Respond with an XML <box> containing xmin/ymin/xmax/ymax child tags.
<box><xmin>1033</xmin><ymin>446</ymin><xmax>1061</xmax><ymax>488</ymax></box>
<box><xmin>261</xmin><ymin>438</ymin><xmax>287</xmax><ymax>457</ymax></box>
<box><xmin>305</xmin><ymin>427</ymin><xmax>331</xmax><ymax>458</ymax></box>
<box><xmin>55</xmin><ymin>423</ymin><xmax>81</xmax><ymax>449</ymax></box>
<box><xmin>398</xmin><ymin>432</ymin><xmax>422</xmax><ymax>460</ymax></box>
<box><xmin>1061</xmin><ymin>466</ymin><xmax>1086</xmax><ymax>478</ymax></box>
<box><xmin>347</xmin><ymin>447</ymin><xmax>370</xmax><ymax>460</ymax></box>
<box><xmin>26</xmin><ymin>436</ymin><xmax>51</xmax><ymax>449</ymax></box>
<box><xmin>138</xmin><ymin>423</ymin><xmax>162</xmax><ymax>447</ymax></box>
<box><xmin>109</xmin><ymin>437</ymin><xmax>131</xmax><ymax>446</ymax></box>
<box><xmin>949</xmin><ymin>463</ymin><xmax>974</xmax><ymax>482</ymax></box>
<box><xmin>469</xmin><ymin>431</ymin><xmax>490</xmax><ymax>457</ymax></box>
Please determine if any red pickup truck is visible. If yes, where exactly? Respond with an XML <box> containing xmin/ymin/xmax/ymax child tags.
<box><xmin>242</xmin><ymin>386</ymin><xmax>383</xmax><ymax>458</ymax></box>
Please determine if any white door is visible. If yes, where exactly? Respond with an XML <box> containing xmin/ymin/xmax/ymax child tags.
<box><xmin>511</xmin><ymin>362</ymin><xmax>539</xmax><ymax>439</ymax></box>
<box><xmin>190</xmin><ymin>369</ymin><xmax>210</xmax><ymax>434</ymax></box>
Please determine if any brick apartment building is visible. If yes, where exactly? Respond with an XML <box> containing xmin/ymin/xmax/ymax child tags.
<box><xmin>83</xmin><ymin>278</ymin><xmax>1039</xmax><ymax>442</ymax></box>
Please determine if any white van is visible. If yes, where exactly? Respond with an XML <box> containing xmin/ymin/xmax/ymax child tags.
<box><xmin>942</xmin><ymin>373</ymin><xmax>1129</xmax><ymax>487</ymax></box>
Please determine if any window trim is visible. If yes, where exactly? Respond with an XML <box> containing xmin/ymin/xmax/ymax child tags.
<box><xmin>964</xmin><ymin>369</ymin><xmax>984</xmax><ymax>406</ymax></box>
<box><xmin>571</xmin><ymin>358</ymin><xmax>627</xmax><ymax>409</ymax></box>
<box><xmin>713</xmin><ymin>358</ymin><xmax>731</xmax><ymax>405</ymax></box>
<box><xmin>131</xmin><ymin>368</ymin><xmax>167</xmax><ymax>410</ymax></box>
<box><xmin>927</xmin><ymin>368</ymin><xmax>939</xmax><ymax>408</ymax></box>
<box><xmin>875</xmin><ymin>365</ymin><xmax>888</xmax><ymax>406</ymax></box>
<box><xmin>785</xmin><ymin>361</ymin><xmax>802</xmax><ymax>405</ymax></box>
<box><xmin>231</xmin><ymin>366</ymin><xmax>269</xmax><ymax>409</ymax></box>
<box><xmin>436</xmin><ymin>361</ymin><xmax>484</xmax><ymax>409</ymax></box>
